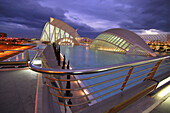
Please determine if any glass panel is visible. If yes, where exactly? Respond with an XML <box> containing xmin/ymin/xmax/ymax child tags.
<box><xmin>112</xmin><ymin>36</ymin><xmax>118</xmax><ymax>44</ymax></box>
<box><xmin>65</xmin><ymin>32</ymin><xmax>69</xmax><ymax>37</ymax></box>
<box><xmin>116</xmin><ymin>38</ymin><xmax>123</xmax><ymax>45</ymax></box>
<box><xmin>106</xmin><ymin>35</ymin><xmax>111</xmax><ymax>41</ymax></box>
<box><xmin>110</xmin><ymin>36</ymin><xmax>115</xmax><ymax>43</ymax></box>
<box><xmin>56</xmin><ymin>27</ymin><xmax>59</xmax><ymax>33</ymax></box>
<box><xmin>119</xmin><ymin>40</ymin><xmax>126</xmax><ymax>47</ymax></box>
<box><xmin>113</xmin><ymin>37</ymin><xmax>120</xmax><ymax>44</ymax></box>
<box><xmin>50</xmin><ymin>24</ymin><xmax>54</xmax><ymax>35</ymax></box>
<box><xmin>122</xmin><ymin>42</ymin><xmax>129</xmax><ymax>49</ymax></box>
<box><xmin>126</xmin><ymin>44</ymin><xmax>133</xmax><ymax>51</ymax></box>
<box><xmin>109</xmin><ymin>35</ymin><xmax>114</xmax><ymax>42</ymax></box>
<box><xmin>60</xmin><ymin>29</ymin><xmax>65</xmax><ymax>38</ymax></box>
<box><xmin>50</xmin><ymin>25</ymin><xmax>55</xmax><ymax>42</ymax></box>
<box><xmin>58</xmin><ymin>29</ymin><xmax>61</xmax><ymax>39</ymax></box>
<box><xmin>111</xmin><ymin>35</ymin><xmax>117</xmax><ymax>43</ymax></box>
<box><xmin>45</xmin><ymin>23</ymin><xmax>49</xmax><ymax>39</ymax></box>
<box><xmin>107</xmin><ymin>35</ymin><xmax>112</xmax><ymax>42</ymax></box>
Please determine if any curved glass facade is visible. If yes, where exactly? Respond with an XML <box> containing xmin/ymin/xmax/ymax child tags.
<box><xmin>90</xmin><ymin>28</ymin><xmax>156</xmax><ymax>57</ymax></box>
<box><xmin>91</xmin><ymin>33</ymin><xmax>133</xmax><ymax>53</ymax></box>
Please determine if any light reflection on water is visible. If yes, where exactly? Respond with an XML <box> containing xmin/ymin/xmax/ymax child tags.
<box><xmin>60</xmin><ymin>45</ymin><xmax>169</xmax><ymax>102</ymax></box>
<box><xmin>60</xmin><ymin>45</ymin><xmax>151</xmax><ymax>69</ymax></box>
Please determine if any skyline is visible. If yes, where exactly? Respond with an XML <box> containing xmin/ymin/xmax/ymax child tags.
<box><xmin>0</xmin><ymin>0</ymin><xmax>170</xmax><ymax>39</ymax></box>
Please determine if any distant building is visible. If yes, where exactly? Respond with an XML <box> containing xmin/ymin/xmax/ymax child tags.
<box><xmin>139</xmin><ymin>34</ymin><xmax>170</xmax><ymax>42</ymax></box>
<box><xmin>90</xmin><ymin>28</ymin><xmax>156</xmax><ymax>56</ymax></box>
<box><xmin>76</xmin><ymin>37</ymin><xmax>93</xmax><ymax>43</ymax></box>
<box><xmin>167</xmin><ymin>34</ymin><xmax>170</xmax><ymax>43</ymax></box>
<box><xmin>40</xmin><ymin>17</ymin><xmax>80</xmax><ymax>45</ymax></box>
<box><xmin>0</xmin><ymin>32</ymin><xmax>7</xmax><ymax>38</ymax></box>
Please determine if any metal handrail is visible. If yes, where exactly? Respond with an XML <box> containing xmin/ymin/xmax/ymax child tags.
<box><xmin>41</xmin><ymin>67</ymin><xmax>130</xmax><ymax>82</ymax></box>
<box><xmin>28</xmin><ymin>50</ymin><xmax>170</xmax><ymax>111</ymax></box>
<box><xmin>28</xmin><ymin>54</ymin><xmax>170</xmax><ymax>75</ymax></box>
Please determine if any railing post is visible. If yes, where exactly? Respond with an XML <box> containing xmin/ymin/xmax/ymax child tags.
<box><xmin>57</xmin><ymin>45</ymin><xmax>61</xmax><ymax>66</ymax></box>
<box><xmin>64</xmin><ymin>60</ymin><xmax>73</xmax><ymax>97</ymax></box>
<box><xmin>144</xmin><ymin>60</ymin><xmax>163</xmax><ymax>80</ymax></box>
<box><xmin>57</xmin><ymin>75</ymin><xmax>67</xmax><ymax>113</ymax></box>
<box><xmin>62</xmin><ymin>55</ymin><xmax>66</xmax><ymax>69</ymax></box>
<box><xmin>121</xmin><ymin>66</ymin><xmax>134</xmax><ymax>91</ymax></box>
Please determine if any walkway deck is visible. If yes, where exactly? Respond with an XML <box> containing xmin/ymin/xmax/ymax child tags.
<box><xmin>41</xmin><ymin>45</ymin><xmax>89</xmax><ymax>113</ymax></box>
<box><xmin>0</xmin><ymin>69</ymin><xmax>37</xmax><ymax>113</ymax></box>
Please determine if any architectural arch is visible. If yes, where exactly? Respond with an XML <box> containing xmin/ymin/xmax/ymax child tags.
<box><xmin>40</xmin><ymin>17</ymin><xmax>80</xmax><ymax>45</ymax></box>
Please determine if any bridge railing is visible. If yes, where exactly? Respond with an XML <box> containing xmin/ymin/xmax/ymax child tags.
<box><xmin>28</xmin><ymin>52</ymin><xmax>170</xmax><ymax>112</ymax></box>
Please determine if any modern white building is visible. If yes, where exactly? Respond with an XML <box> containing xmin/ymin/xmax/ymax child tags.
<box><xmin>90</xmin><ymin>28</ymin><xmax>156</xmax><ymax>56</ymax></box>
<box><xmin>40</xmin><ymin>17</ymin><xmax>80</xmax><ymax>45</ymax></box>
<box><xmin>139</xmin><ymin>34</ymin><xmax>169</xmax><ymax>42</ymax></box>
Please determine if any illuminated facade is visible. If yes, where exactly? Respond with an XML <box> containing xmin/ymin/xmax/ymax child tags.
<box><xmin>139</xmin><ymin>34</ymin><xmax>169</xmax><ymax>42</ymax></box>
<box><xmin>90</xmin><ymin>28</ymin><xmax>156</xmax><ymax>56</ymax></box>
<box><xmin>75</xmin><ymin>37</ymin><xmax>93</xmax><ymax>46</ymax></box>
<box><xmin>40</xmin><ymin>17</ymin><xmax>80</xmax><ymax>45</ymax></box>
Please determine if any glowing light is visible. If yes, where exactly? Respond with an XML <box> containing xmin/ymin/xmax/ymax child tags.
<box><xmin>157</xmin><ymin>85</ymin><xmax>170</xmax><ymax>98</ymax></box>
<box><xmin>77</xmin><ymin>80</ymin><xmax>81</xmax><ymax>83</ymax></box>
<box><xmin>33</xmin><ymin>60</ymin><xmax>42</xmax><ymax>65</ymax></box>
<box><xmin>98</xmin><ymin>68</ymin><xmax>107</xmax><ymax>72</ymax></box>
<box><xmin>83</xmin><ymin>89</ymin><xmax>89</xmax><ymax>95</ymax></box>
<box><xmin>157</xmin><ymin>77</ymin><xmax>170</xmax><ymax>88</ymax></box>
<box><xmin>50</xmin><ymin>17</ymin><xmax>54</xmax><ymax>23</ymax></box>
<box><xmin>81</xmin><ymin>91</ymin><xmax>85</xmax><ymax>95</ymax></box>
<box><xmin>22</xmin><ymin>53</ymin><xmax>24</xmax><ymax>60</ymax></box>
<box><xmin>16</xmin><ymin>56</ymin><xmax>19</xmax><ymax>61</ymax></box>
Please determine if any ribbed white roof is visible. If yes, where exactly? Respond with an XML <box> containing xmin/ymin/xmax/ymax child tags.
<box><xmin>102</xmin><ymin>28</ymin><xmax>153</xmax><ymax>53</ymax></box>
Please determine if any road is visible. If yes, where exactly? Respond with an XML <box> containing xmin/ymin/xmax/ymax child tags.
<box><xmin>0</xmin><ymin>69</ymin><xmax>38</xmax><ymax>113</ymax></box>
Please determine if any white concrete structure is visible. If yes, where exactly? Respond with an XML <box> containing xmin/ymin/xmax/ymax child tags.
<box><xmin>90</xmin><ymin>28</ymin><xmax>156</xmax><ymax>56</ymax></box>
<box><xmin>139</xmin><ymin>34</ymin><xmax>168</xmax><ymax>42</ymax></box>
<box><xmin>40</xmin><ymin>17</ymin><xmax>80</xmax><ymax>45</ymax></box>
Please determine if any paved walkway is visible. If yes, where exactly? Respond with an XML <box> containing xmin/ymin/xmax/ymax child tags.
<box><xmin>151</xmin><ymin>96</ymin><xmax>170</xmax><ymax>113</ymax></box>
<box><xmin>41</xmin><ymin>45</ymin><xmax>89</xmax><ymax>113</ymax></box>
<box><xmin>119</xmin><ymin>82</ymin><xmax>170</xmax><ymax>113</ymax></box>
<box><xmin>0</xmin><ymin>69</ymin><xmax>38</xmax><ymax>113</ymax></box>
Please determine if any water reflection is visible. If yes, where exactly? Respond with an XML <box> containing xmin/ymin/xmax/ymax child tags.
<box><xmin>60</xmin><ymin>46</ymin><xmax>150</xmax><ymax>69</ymax></box>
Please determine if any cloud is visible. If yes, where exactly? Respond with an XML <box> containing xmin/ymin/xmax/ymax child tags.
<box><xmin>0</xmin><ymin>0</ymin><xmax>169</xmax><ymax>39</ymax></box>
<box><xmin>118</xmin><ymin>0</ymin><xmax>170</xmax><ymax>32</ymax></box>
<box><xmin>0</xmin><ymin>0</ymin><xmax>97</xmax><ymax>38</ymax></box>
<box><xmin>0</xmin><ymin>0</ymin><xmax>68</xmax><ymax>37</ymax></box>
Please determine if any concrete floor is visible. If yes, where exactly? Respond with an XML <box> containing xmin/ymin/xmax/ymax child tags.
<box><xmin>0</xmin><ymin>69</ymin><xmax>38</xmax><ymax>113</ymax></box>
<box><xmin>151</xmin><ymin>91</ymin><xmax>170</xmax><ymax>113</ymax></box>
<box><xmin>119</xmin><ymin>82</ymin><xmax>170</xmax><ymax>113</ymax></box>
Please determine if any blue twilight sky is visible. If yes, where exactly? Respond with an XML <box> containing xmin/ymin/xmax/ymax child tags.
<box><xmin>0</xmin><ymin>0</ymin><xmax>170</xmax><ymax>39</ymax></box>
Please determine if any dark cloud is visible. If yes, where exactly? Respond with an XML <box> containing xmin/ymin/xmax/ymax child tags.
<box><xmin>0</xmin><ymin>0</ymin><xmax>169</xmax><ymax>39</ymax></box>
<box><xmin>0</xmin><ymin>0</ymin><xmax>67</xmax><ymax>38</ymax></box>
<box><xmin>0</xmin><ymin>0</ymin><xmax>95</xmax><ymax>38</ymax></box>
<box><xmin>119</xmin><ymin>0</ymin><xmax>170</xmax><ymax>32</ymax></box>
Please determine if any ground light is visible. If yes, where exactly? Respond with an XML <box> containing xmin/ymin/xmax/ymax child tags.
<box><xmin>32</xmin><ymin>60</ymin><xmax>42</xmax><ymax>65</ymax></box>
<box><xmin>157</xmin><ymin>85</ymin><xmax>170</xmax><ymax>98</ymax></box>
<box><xmin>156</xmin><ymin>76</ymin><xmax>170</xmax><ymax>89</ymax></box>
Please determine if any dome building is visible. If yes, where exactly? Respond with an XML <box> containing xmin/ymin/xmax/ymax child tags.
<box><xmin>90</xmin><ymin>28</ymin><xmax>156</xmax><ymax>56</ymax></box>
